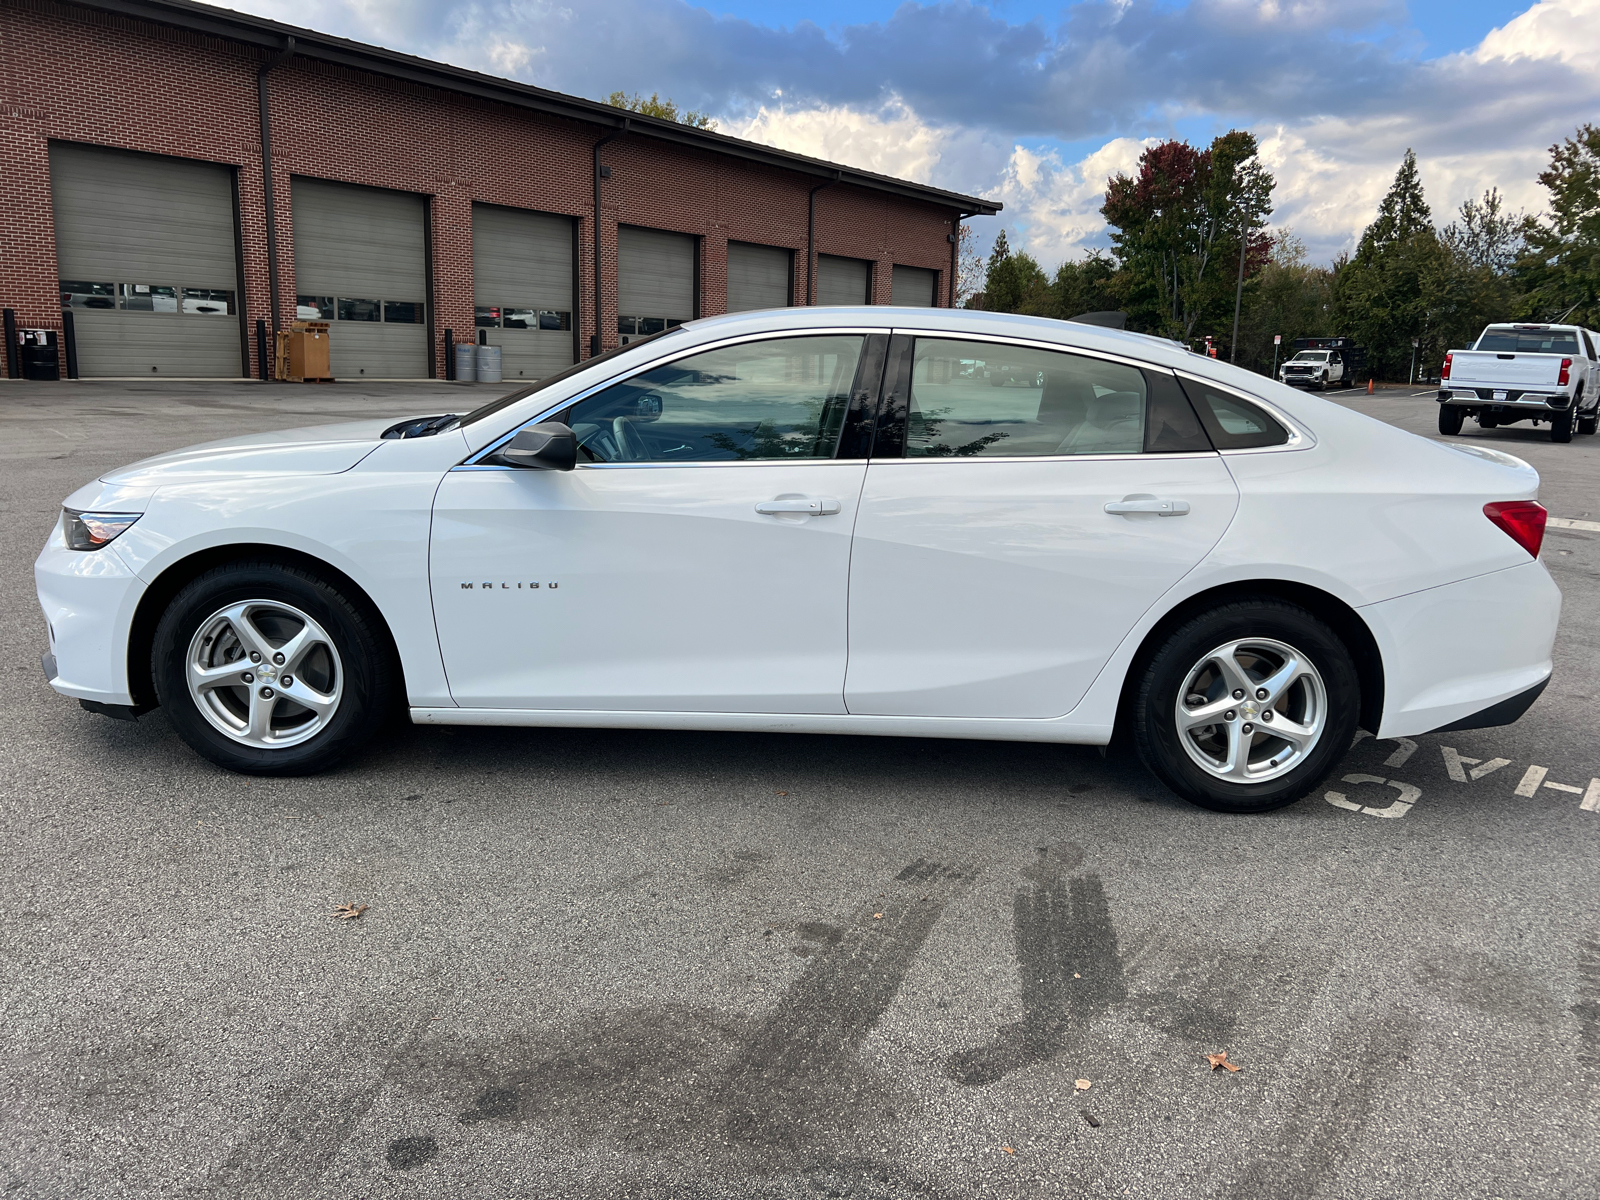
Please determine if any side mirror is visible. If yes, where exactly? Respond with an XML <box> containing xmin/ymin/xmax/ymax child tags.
<box><xmin>495</xmin><ymin>422</ymin><xmax>576</xmax><ymax>471</ymax></box>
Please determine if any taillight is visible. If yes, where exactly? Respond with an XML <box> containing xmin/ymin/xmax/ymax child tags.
<box><xmin>1558</xmin><ymin>357</ymin><xmax>1572</xmax><ymax>385</ymax></box>
<box><xmin>1441</xmin><ymin>352</ymin><xmax>1452</xmax><ymax>380</ymax></box>
<box><xmin>1484</xmin><ymin>501</ymin><xmax>1547</xmax><ymax>558</ymax></box>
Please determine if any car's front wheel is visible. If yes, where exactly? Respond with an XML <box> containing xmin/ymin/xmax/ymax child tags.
<box><xmin>1134</xmin><ymin>599</ymin><xmax>1360</xmax><ymax>813</ymax></box>
<box><xmin>1438</xmin><ymin>406</ymin><xmax>1464</xmax><ymax>435</ymax></box>
<box><xmin>151</xmin><ymin>560</ymin><xmax>393</xmax><ymax>774</ymax></box>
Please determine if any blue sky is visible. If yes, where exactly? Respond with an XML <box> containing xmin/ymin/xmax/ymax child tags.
<box><xmin>224</xmin><ymin>0</ymin><xmax>1596</xmax><ymax>266</ymax></box>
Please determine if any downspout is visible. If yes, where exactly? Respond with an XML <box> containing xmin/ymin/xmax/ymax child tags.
<box><xmin>805</xmin><ymin>173</ymin><xmax>839</xmax><ymax>304</ymax></box>
<box><xmin>590</xmin><ymin>120</ymin><xmax>626</xmax><ymax>357</ymax></box>
<box><xmin>257</xmin><ymin>36</ymin><xmax>295</xmax><ymax>367</ymax></box>
<box><xmin>948</xmin><ymin>211</ymin><xmax>970</xmax><ymax>308</ymax></box>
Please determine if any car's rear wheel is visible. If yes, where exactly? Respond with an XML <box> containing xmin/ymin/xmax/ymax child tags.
<box><xmin>1552</xmin><ymin>410</ymin><xmax>1574</xmax><ymax>443</ymax></box>
<box><xmin>1478</xmin><ymin>413</ymin><xmax>1498</xmax><ymax>429</ymax></box>
<box><xmin>152</xmin><ymin>560</ymin><xmax>392</xmax><ymax>774</ymax></box>
<box><xmin>1438</xmin><ymin>406</ymin><xmax>1464</xmax><ymax>435</ymax></box>
<box><xmin>1580</xmin><ymin>412</ymin><xmax>1599</xmax><ymax>435</ymax></box>
<box><xmin>1134</xmin><ymin>599</ymin><xmax>1360</xmax><ymax>813</ymax></box>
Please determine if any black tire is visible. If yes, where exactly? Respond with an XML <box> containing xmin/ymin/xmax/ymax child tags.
<box><xmin>151</xmin><ymin>559</ymin><xmax>394</xmax><ymax>775</ymax></box>
<box><xmin>1478</xmin><ymin>414</ymin><xmax>1498</xmax><ymax>429</ymax></box>
<box><xmin>1438</xmin><ymin>406</ymin><xmax>1464</xmax><ymax>435</ymax></box>
<box><xmin>1580</xmin><ymin>412</ymin><xmax>1598</xmax><ymax>435</ymax></box>
<box><xmin>1133</xmin><ymin>599</ymin><xmax>1361</xmax><ymax>814</ymax></box>
<box><xmin>1552</xmin><ymin>410</ymin><xmax>1574</xmax><ymax>443</ymax></box>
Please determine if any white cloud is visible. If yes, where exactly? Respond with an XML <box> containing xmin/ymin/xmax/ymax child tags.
<box><xmin>1474</xmin><ymin>0</ymin><xmax>1600</xmax><ymax>66</ymax></box>
<box><xmin>723</xmin><ymin>98</ymin><xmax>948</xmax><ymax>185</ymax></box>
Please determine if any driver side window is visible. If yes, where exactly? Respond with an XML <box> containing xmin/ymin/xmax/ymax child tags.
<box><xmin>563</xmin><ymin>334</ymin><xmax>865</xmax><ymax>463</ymax></box>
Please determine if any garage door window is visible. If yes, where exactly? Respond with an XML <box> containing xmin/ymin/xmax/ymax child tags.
<box><xmin>61</xmin><ymin>280</ymin><xmax>235</xmax><ymax>316</ymax></box>
<box><xmin>563</xmin><ymin>335</ymin><xmax>864</xmax><ymax>463</ymax></box>
<box><xmin>477</xmin><ymin>305</ymin><xmax>571</xmax><ymax>331</ymax></box>
<box><xmin>297</xmin><ymin>295</ymin><xmax>426</xmax><ymax>325</ymax></box>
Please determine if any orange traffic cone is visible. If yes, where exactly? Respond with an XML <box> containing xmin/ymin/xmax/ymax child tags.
<box><xmin>1367</xmin><ymin>378</ymin><xmax>1374</xmax><ymax>394</ymax></box>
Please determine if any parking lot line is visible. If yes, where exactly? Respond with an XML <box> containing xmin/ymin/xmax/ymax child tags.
<box><xmin>1550</xmin><ymin>518</ymin><xmax>1600</xmax><ymax>533</ymax></box>
<box><xmin>1515</xmin><ymin>765</ymin><xmax>1548</xmax><ymax>797</ymax></box>
<box><xmin>1584</xmin><ymin>780</ymin><xmax>1600</xmax><ymax>812</ymax></box>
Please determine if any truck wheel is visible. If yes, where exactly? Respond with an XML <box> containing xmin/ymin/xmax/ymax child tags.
<box><xmin>1579</xmin><ymin>413</ymin><xmax>1598</xmax><ymax>435</ymax></box>
<box><xmin>1552</xmin><ymin>411</ymin><xmax>1574</xmax><ymax>443</ymax></box>
<box><xmin>1438</xmin><ymin>407</ymin><xmax>1464</xmax><ymax>435</ymax></box>
<box><xmin>1478</xmin><ymin>414</ymin><xmax>1498</xmax><ymax>429</ymax></box>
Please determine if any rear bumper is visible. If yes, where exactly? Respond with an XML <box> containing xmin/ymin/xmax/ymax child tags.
<box><xmin>1430</xmin><ymin>676</ymin><xmax>1548</xmax><ymax>733</ymax></box>
<box><xmin>1438</xmin><ymin>388</ymin><xmax>1570</xmax><ymax>410</ymax></box>
<box><xmin>1365</xmin><ymin>560</ymin><xmax>1560</xmax><ymax>739</ymax></box>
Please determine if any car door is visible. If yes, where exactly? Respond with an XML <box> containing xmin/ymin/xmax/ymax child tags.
<box><xmin>431</xmin><ymin>331</ymin><xmax>884</xmax><ymax>712</ymax></box>
<box><xmin>844</xmin><ymin>334</ymin><xmax>1240</xmax><ymax>719</ymax></box>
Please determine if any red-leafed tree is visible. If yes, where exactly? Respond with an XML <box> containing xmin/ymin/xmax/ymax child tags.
<box><xmin>1102</xmin><ymin>131</ymin><xmax>1274</xmax><ymax>344</ymax></box>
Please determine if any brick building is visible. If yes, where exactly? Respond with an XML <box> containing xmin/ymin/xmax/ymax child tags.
<box><xmin>0</xmin><ymin>0</ymin><xmax>998</xmax><ymax>381</ymax></box>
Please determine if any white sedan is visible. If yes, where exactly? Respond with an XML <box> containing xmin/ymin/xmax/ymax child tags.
<box><xmin>36</xmin><ymin>309</ymin><xmax>1561</xmax><ymax>813</ymax></box>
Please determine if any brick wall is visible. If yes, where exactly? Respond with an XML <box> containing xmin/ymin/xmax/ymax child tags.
<box><xmin>0</xmin><ymin>0</ymin><xmax>960</xmax><ymax>378</ymax></box>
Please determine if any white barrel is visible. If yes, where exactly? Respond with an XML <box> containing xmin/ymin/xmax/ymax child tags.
<box><xmin>454</xmin><ymin>343</ymin><xmax>477</xmax><ymax>382</ymax></box>
<box><xmin>475</xmin><ymin>344</ymin><xmax>503</xmax><ymax>384</ymax></box>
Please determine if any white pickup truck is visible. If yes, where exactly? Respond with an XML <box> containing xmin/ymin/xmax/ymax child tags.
<box><xmin>1278</xmin><ymin>348</ymin><xmax>1351</xmax><ymax>389</ymax></box>
<box><xmin>1438</xmin><ymin>322</ymin><xmax>1600</xmax><ymax>442</ymax></box>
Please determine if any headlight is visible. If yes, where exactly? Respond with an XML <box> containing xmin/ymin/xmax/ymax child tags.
<box><xmin>62</xmin><ymin>508</ymin><xmax>141</xmax><ymax>551</ymax></box>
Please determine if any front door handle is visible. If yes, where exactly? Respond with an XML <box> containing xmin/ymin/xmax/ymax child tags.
<box><xmin>1104</xmin><ymin>495</ymin><xmax>1191</xmax><ymax>516</ymax></box>
<box><xmin>755</xmin><ymin>496</ymin><xmax>842</xmax><ymax>516</ymax></box>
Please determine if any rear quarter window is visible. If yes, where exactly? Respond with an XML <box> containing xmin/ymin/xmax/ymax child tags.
<box><xmin>1178</xmin><ymin>378</ymin><xmax>1289</xmax><ymax>450</ymax></box>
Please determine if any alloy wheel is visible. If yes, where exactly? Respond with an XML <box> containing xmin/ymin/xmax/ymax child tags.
<box><xmin>185</xmin><ymin>599</ymin><xmax>343</xmax><ymax>749</ymax></box>
<box><xmin>1174</xmin><ymin>637</ymin><xmax>1328</xmax><ymax>785</ymax></box>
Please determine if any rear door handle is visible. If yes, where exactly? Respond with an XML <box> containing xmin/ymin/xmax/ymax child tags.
<box><xmin>755</xmin><ymin>496</ymin><xmax>842</xmax><ymax>516</ymax></box>
<box><xmin>1104</xmin><ymin>496</ymin><xmax>1191</xmax><ymax>516</ymax></box>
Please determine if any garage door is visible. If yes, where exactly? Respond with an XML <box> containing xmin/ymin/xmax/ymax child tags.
<box><xmin>890</xmin><ymin>265</ymin><xmax>936</xmax><ymax>307</ymax></box>
<box><xmin>51</xmin><ymin>144</ymin><xmax>243</xmax><ymax>378</ymax></box>
<box><xmin>473</xmin><ymin>204</ymin><xmax>575</xmax><ymax>382</ymax></box>
<box><xmin>816</xmin><ymin>255</ymin><xmax>871</xmax><ymax>306</ymax></box>
<box><xmin>292</xmin><ymin>179</ymin><xmax>428</xmax><ymax>380</ymax></box>
<box><xmin>618</xmin><ymin>226</ymin><xmax>695</xmax><ymax>344</ymax></box>
<box><xmin>726</xmin><ymin>242</ymin><xmax>791</xmax><ymax>313</ymax></box>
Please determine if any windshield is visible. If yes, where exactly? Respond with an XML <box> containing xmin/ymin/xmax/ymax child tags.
<box><xmin>1475</xmin><ymin>327</ymin><xmax>1580</xmax><ymax>354</ymax></box>
<box><xmin>1289</xmin><ymin>352</ymin><xmax>1327</xmax><ymax>362</ymax></box>
<box><xmin>457</xmin><ymin>327</ymin><xmax>686</xmax><ymax>427</ymax></box>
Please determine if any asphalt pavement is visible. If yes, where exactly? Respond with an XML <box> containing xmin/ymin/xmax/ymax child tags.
<box><xmin>1</xmin><ymin>377</ymin><xmax>1596</xmax><ymax>1200</ymax></box>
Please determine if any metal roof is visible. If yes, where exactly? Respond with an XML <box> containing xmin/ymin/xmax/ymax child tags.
<box><xmin>69</xmin><ymin>0</ymin><xmax>1003</xmax><ymax>216</ymax></box>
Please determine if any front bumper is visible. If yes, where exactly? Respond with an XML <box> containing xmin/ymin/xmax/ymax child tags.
<box><xmin>1365</xmin><ymin>559</ymin><xmax>1560</xmax><ymax>739</ymax></box>
<box><xmin>34</xmin><ymin>525</ymin><xmax>147</xmax><ymax>705</ymax></box>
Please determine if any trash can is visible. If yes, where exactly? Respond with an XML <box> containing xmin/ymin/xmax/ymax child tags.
<box><xmin>454</xmin><ymin>343</ymin><xmax>477</xmax><ymax>382</ymax></box>
<box><xmin>475</xmin><ymin>344</ymin><xmax>502</xmax><ymax>384</ymax></box>
<box><xmin>19</xmin><ymin>330</ymin><xmax>60</xmax><ymax>381</ymax></box>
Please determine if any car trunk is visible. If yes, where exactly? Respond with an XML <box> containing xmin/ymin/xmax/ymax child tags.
<box><xmin>1451</xmin><ymin>351</ymin><xmax>1564</xmax><ymax>387</ymax></box>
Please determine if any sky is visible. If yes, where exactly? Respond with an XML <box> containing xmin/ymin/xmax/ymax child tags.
<box><xmin>218</xmin><ymin>0</ymin><xmax>1599</xmax><ymax>269</ymax></box>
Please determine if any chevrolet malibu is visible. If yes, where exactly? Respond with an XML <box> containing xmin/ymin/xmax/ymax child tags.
<box><xmin>36</xmin><ymin>308</ymin><xmax>1561</xmax><ymax>813</ymax></box>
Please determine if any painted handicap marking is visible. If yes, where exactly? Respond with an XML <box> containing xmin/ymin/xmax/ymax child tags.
<box><xmin>1440</xmin><ymin>745</ymin><xmax>1512</xmax><ymax>783</ymax></box>
<box><xmin>1383</xmin><ymin>737</ymin><xmax>1418</xmax><ymax>769</ymax></box>
<box><xmin>1514</xmin><ymin>766</ymin><xmax>1600</xmax><ymax>810</ymax></box>
<box><xmin>1324</xmin><ymin>773</ymin><xmax>1422</xmax><ymax>819</ymax></box>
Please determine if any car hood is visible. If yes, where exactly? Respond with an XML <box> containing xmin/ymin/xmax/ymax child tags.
<box><xmin>98</xmin><ymin>419</ymin><xmax>393</xmax><ymax>486</ymax></box>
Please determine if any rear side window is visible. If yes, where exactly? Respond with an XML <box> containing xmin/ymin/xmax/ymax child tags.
<box><xmin>1474</xmin><ymin>327</ymin><xmax>1581</xmax><ymax>354</ymax></box>
<box><xmin>1179</xmin><ymin>378</ymin><xmax>1289</xmax><ymax>450</ymax></box>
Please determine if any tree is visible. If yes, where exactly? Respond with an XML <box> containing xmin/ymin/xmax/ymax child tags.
<box><xmin>1333</xmin><ymin>149</ymin><xmax>1446</xmax><ymax>378</ymax></box>
<box><xmin>605</xmin><ymin>90</ymin><xmax>715</xmax><ymax>129</ymax></box>
<box><xmin>1101</xmin><ymin>131</ymin><xmax>1275</xmax><ymax>342</ymax></box>
<box><xmin>1050</xmin><ymin>250</ymin><xmax>1120</xmax><ymax>320</ymax></box>
<box><xmin>954</xmin><ymin>223</ymin><xmax>985</xmax><ymax>308</ymax></box>
<box><xmin>1442</xmin><ymin>188</ymin><xmax>1524</xmax><ymax>274</ymax></box>
<box><xmin>984</xmin><ymin>246</ymin><xmax>1050</xmax><ymax>314</ymax></box>
<box><xmin>1232</xmin><ymin>230</ymin><xmax>1334</xmax><ymax>374</ymax></box>
<box><xmin>1515</xmin><ymin>124</ymin><xmax>1600</xmax><ymax>325</ymax></box>
<box><xmin>1426</xmin><ymin>190</ymin><xmax>1523</xmax><ymax>361</ymax></box>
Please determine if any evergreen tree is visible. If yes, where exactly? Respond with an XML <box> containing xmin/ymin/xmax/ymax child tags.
<box><xmin>1333</xmin><ymin>149</ymin><xmax>1446</xmax><ymax>378</ymax></box>
<box><xmin>1515</xmin><ymin>124</ymin><xmax>1600</xmax><ymax>325</ymax></box>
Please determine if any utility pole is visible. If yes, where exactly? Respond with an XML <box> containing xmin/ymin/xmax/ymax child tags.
<box><xmin>1230</xmin><ymin>213</ymin><xmax>1247</xmax><ymax>363</ymax></box>
<box><xmin>1409</xmin><ymin>337</ymin><xmax>1419</xmax><ymax>385</ymax></box>
<box><xmin>1272</xmin><ymin>334</ymin><xmax>1281</xmax><ymax>378</ymax></box>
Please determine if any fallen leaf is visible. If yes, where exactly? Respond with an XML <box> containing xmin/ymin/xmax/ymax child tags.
<box><xmin>1206</xmin><ymin>1052</ymin><xmax>1242</xmax><ymax>1072</ymax></box>
<box><xmin>1075</xmin><ymin>1079</ymin><xmax>1091</xmax><ymax>1091</ymax></box>
<box><xmin>1073</xmin><ymin>973</ymin><xmax>1081</xmax><ymax>978</ymax></box>
<box><xmin>775</xmin><ymin>791</ymin><xmax>788</xmax><ymax>796</ymax></box>
<box><xmin>873</xmin><ymin>913</ymin><xmax>884</xmax><ymax>919</ymax></box>
<box><xmin>1080</xmin><ymin>1109</ymin><xmax>1102</xmax><ymax>1128</ymax></box>
<box><xmin>331</xmin><ymin>903</ymin><xmax>368</xmax><ymax>920</ymax></box>
<box><xmin>1001</xmin><ymin>1146</ymin><xmax>1015</xmax><ymax>1154</ymax></box>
